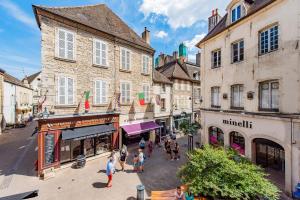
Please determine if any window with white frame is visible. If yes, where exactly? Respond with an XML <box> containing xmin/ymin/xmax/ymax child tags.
<box><xmin>211</xmin><ymin>49</ymin><xmax>221</xmax><ymax>68</ymax></box>
<box><xmin>231</xmin><ymin>4</ymin><xmax>242</xmax><ymax>23</ymax></box>
<box><xmin>93</xmin><ymin>39</ymin><xmax>108</xmax><ymax>66</ymax></box>
<box><xmin>120</xmin><ymin>82</ymin><xmax>131</xmax><ymax>104</ymax></box>
<box><xmin>142</xmin><ymin>55</ymin><xmax>150</xmax><ymax>74</ymax></box>
<box><xmin>231</xmin><ymin>84</ymin><xmax>244</xmax><ymax>108</ymax></box>
<box><xmin>211</xmin><ymin>87</ymin><xmax>220</xmax><ymax>108</ymax></box>
<box><xmin>259</xmin><ymin>81</ymin><xmax>279</xmax><ymax>110</ymax></box>
<box><xmin>94</xmin><ymin>80</ymin><xmax>108</xmax><ymax>104</ymax></box>
<box><xmin>143</xmin><ymin>84</ymin><xmax>150</xmax><ymax>103</ymax></box>
<box><xmin>120</xmin><ymin>48</ymin><xmax>131</xmax><ymax>70</ymax></box>
<box><xmin>259</xmin><ymin>25</ymin><xmax>279</xmax><ymax>55</ymax></box>
<box><xmin>232</xmin><ymin>40</ymin><xmax>244</xmax><ymax>63</ymax></box>
<box><xmin>58</xmin><ymin>77</ymin><xmax>74</xmax><ymax>105</ymax></box>
<box><xmin>56</xmin><ymin>28</ymin><xmax>75</xmax><ymax>60</ymax></box>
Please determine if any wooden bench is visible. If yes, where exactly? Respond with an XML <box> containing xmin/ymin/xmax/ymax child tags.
<box><xmin>151</xmin><ymin>185</ymin><xmax>203</xmax><ymax>200</ymax></box>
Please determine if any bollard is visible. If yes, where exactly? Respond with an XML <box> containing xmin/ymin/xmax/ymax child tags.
<box><xmin>136</xmin><ymin>184</ymin><xmax>145</xmax><ymax>200</ymax></box>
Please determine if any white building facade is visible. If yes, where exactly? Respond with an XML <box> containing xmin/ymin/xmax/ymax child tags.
<box><xmin>197</xmin><ymin>0</ymin><xmax>300</xmax><ymax>195</ymax></box>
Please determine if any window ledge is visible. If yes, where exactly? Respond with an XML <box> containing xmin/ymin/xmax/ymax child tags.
<box><xmin>211</xmin><ymin>105</ymin><xmax>221</xmax><ymax>109</ymax></box>
<box><xmin>54</xmin><ymin>105</ymin><xmax>77</xmax><ymax>108</ymax></box>
<box><xmin>211</xmin><ymin>66</ymin><xmax>222</xmax><ymax>69</ymax></box>
<box><xmin>119</xmin><ymin>69</ymin><xmax>131</xmax><ymax>73</ymax></box>
<box><xmin>92</xmin><ymin>64</ymin><xmax>109</xmax><ymax>69</ymax></box>
<box><xmin>120</xmin><ymin>103</ymin><xmax>131</xmax><ymax>106</ymax></box>
<box><xmin>54</xmin><ymin>57</ymin><xmax>76</xmax><ymax>63</ymax></box>
<box><xmin>231</xmin><ymin>60</ymin><xmax>245</xmax><ymax>65</ymax></box>
<box><xmin>230</xmin><ymin>107</ymin><xmax>244</xmax><ymax>110</ymax></box>
<box><xmin>141</xmin><ymin>73</ymin><xmax>150</xmax><ymax>76</ymax></box>
<box><xmin>258</xmin><ymin>108</ymin><xmax>279</xmax><ymax>112</ymax></box>
<box><xmin>93</xmin><ymin>104</ymin><xmax>109</xmax><ymax>107</ymax></box>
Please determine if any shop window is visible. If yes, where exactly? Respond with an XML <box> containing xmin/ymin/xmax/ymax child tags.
<box><xmin>259</xmin><ymin>80</ymin><xmax>279</xmax><ymax>111</ymax></box>
<box><xmin>95</xmin><ymin>134</ymin><xmax>111</xmax><ymax>155</ymax></box>
<box><xmin>231</xmin><ymin>84</ymin><xmax>244</xmax><ymax>109</ymax></box>
<box><xmin>211</xmin><ymin>87</ymin><xmax>220</xmax><ymax>108</ymax></box>
<box><xmin>230</xmin><ymin>131</ymin><xmax>245</xmax><ymax>155</ymax></box>
<box><xmin>231</xmin><ymin>39</ymin><xmax>244</xmax><ymax>63</ymax></box>
<box><xmin>209</xmin><ymin>126</ymin><xmax>224</xmax><ymax>146</ymax></box>
<box><xmin>60</xmin><ymin>140</ymin><xmax>71</xmax><ymax>164</ymax></box>
<box><xmin>84</xmin><ymin>138</ymin><xmax>95</xmax><ymax>158</ymax></box>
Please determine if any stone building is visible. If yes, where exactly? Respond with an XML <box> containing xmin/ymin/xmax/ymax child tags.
<box><xmin>153</xmin><ymin>69</ymin><xmax>173</xmax><ymax>136</ymax></box>
<box><xmin>196</xmin><ymin>0</ymin><xmax>300</xmax><ymax>195</ymax></box>
<box><xmin>3</xmin><ymin>72</ymin><xmax>33</xmax><ymax>126</ymax></box>
<box><xmin>33</xmin><ymin>4</ymin><xmax>157</xmax><ymax>176</ymax></box>
<box><xmin>156</xmin><ymin>46</ymin><xmax>201</xmax><ymax>131</ymax></box>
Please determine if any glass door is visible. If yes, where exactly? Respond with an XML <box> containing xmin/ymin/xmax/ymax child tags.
<box><xmin>84</xmin><ymin>138</ymin><xmax>95</xmax><ymax>158</ymax></box>
<box><xmin>71</xmin><ymin>140</ymin><xmax>82</xmax><ymax>160</ymax></box>
<box><xmin>60</xmin><ymin>140</ymin><xmax>71</xmax><ymax>163</ymax></box>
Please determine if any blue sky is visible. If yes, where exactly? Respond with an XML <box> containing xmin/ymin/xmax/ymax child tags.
<box><xmin>0</xmin><ymin>0</ymin><xmax>230</xmax><ymax>79</ymax></box>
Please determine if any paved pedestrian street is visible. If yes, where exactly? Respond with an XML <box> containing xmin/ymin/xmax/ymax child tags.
<box><xmin>0</xmin><ymin>128</ymin><xmax>191</xmax><ymax>200</ymax></box>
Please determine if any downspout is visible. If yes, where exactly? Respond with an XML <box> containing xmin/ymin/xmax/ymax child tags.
<box><xmin>191</xmin><ymin>82</ymin><xmax>194</xmax><ymax>123</ymax></box>
<box><xmin>290</xmin><ymin>117</ymin><xmax>294</xmax><ymax>194</ymax></box>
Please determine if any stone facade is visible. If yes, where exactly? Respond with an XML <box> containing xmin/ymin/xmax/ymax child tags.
<box><xmin>38</xmin><ymin>9</ymin><xmax>154</xmax><ymax>125</ymax></box>
<box><xmin>197</xmin><ymin>0</ymin><xmax>300</xmax><ymax>195</ymax></box>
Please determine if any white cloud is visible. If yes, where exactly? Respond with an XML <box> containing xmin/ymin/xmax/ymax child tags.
<box><xmin>154</xmin><ymin>30</ymin><xmax>168</xmax><ymax>38</ymax></box>
<box><xmin>139</xmin><ymin>0</ymin><xmax>231</xmax><ymax>29</ymax></box>
<box><xmin>0</xmin><ymin>0</ymin><xmax>37</xmax><ymax>29</ymax></box>
<box><xmin>184</xmin><ymin>33</ymin><xmax>206</xmax><ymax>53</ymax></box>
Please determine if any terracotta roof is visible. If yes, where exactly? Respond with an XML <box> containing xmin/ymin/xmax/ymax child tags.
<box><xmin>153</xmin><ymin>70</ymin><xmax>172</xmax><ymax>84</ymax></box>
<box><xmin>23</xmin><ymin>71</ymin><xmax>41</xmax><ymax>84</ymax></box>
<box><xmin>157</xmin><ymin>60</ymin><xmax>193</xmax><ymax>81</ymax></box>
<box><xmin>33</xmin><ymin>4</ymin><xmax>154</xmax><ymax>52</ymax></box>
<box><xmin>4</xmin><ymin>73</ymin><xmax>31</xmax><ymax>89</ymax></box>
<box><xmin>197</xmin><ymin>0</ymin><xmax>276</xmax><ymax>46</ymax></box>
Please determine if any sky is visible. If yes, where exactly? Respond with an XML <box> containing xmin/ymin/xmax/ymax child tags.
<box><xmin>0</xmin><ymin>0</ymin><xmax>231</xmax><ymax>79</ymax></box>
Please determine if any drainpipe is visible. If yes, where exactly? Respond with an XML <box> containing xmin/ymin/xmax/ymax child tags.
<box><xmin>290</xmin><ymin>117</ymin><xmax>294</xmax><ymax>195</ymax></box>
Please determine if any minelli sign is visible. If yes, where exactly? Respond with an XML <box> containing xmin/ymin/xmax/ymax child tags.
<box><xmin>223</xmin><ymin>119</ymin><xmax>253</xmax><ymax>129</ymax></box>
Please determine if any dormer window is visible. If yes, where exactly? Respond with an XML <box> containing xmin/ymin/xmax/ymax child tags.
<box><xmin>231</xmin><ymin>4</ymin><xmax>242</xmax><ymax>23</ymax></box>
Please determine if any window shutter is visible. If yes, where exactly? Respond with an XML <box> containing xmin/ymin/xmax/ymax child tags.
<box><xmin>126</xmin><ymin>83</ymin><xmax>130</xmax><ymax>103</ymax></box>
<box><xmin>102</xmin><ymin>81</ymin><xmax>107</xmax><ymax>103</ymax></box>
<box><xmin>67</xmin><ymin>78</ymin><xmax>74</xmax><ymax>105</ymax></box>
<box><xmin>126</xmin><ymin>51</ymin><xmax>130</xmax><ymax>70</ymax></box>
<box><xmin>58</xmin><ymin>30</ymin><xmax>66</xmax><ymax>58</ymax></box>
<box><xmin>95</xmin><ymin>81</ymin><xmax>101</xmax><ymax>104</ymax></box>
<box><xmin>66</xmin><ymin>32</ymin><xmax>74</xmax><ymax>60</ymax></box>
<box><xmin>58</xmin><ymin>77</ymin><xmax>66</xmax><ymax>104</ymax></box>
<box><xmin>101</xmin><ymin>43</ymin><xmax>107</xmax><ymax>66</ymax></box>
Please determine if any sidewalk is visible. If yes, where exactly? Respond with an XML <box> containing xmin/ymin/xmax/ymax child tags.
<box><xmin>0</xmin><ymin>135</ymin><xmax>192</xmax><ymax>200</ymax></box>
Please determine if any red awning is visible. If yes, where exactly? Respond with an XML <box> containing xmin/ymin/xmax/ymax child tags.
<box><xmin>122</xmin><ymin>121</ymin><xmax>160</xmax><ymax>136</ymax></box>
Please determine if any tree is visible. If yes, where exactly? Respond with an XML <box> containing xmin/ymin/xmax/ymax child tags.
<box><xmin>177</xmin><ymin>145</ymin><xmax>280</xmax><ymax>200</ymax></box>
<box><xmin>179</xmin><ymin>120</ymin><xmax>200</xmax><ymax>136</ymax></box>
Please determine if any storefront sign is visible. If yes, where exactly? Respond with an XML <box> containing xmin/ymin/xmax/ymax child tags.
<box><xmin>223</xmin><ymin>119</ymin><xmax>253</xmax><ymax>129</ymax></box>
<box><xmin>40</xmin><ymin>116</ymin><xmax>118</xmax><ymax>131</ymax></box>
<box><xmin>44</xmin><ymin>133</ymin><xmax>55</xmax><ymax>165</ymax></box>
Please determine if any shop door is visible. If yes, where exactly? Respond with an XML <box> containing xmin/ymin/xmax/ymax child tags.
<box><xmin>71</xmin><ymin>140</ymin><xmax>82</xmax><ymax>160</ymax></box>
<box><xmin>84</xmin><ymin>138</ymin><xmax>95</xmax><ymax>158</ymax></box>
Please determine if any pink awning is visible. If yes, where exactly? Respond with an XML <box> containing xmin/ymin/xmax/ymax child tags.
<box><xmin>122</xmin><ymin>121</ymin><xmax>160</xmax><ymax>136</ymax></box>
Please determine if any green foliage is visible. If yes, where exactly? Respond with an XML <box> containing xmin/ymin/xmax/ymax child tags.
<box><xmin>179</xmin><ymin>120</ymin><xmax>200</xmax><ymax>136</ymax></box>
<box><xmin>178</xmin><ymin>145</ymin><xmax>280</xmax><ymax>200</ymax></box>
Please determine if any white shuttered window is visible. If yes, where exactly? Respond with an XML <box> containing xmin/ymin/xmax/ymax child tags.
<box><xmin>120</xmin><ymin>82</ymin><xmax>131</xmax><ymax>104</ymax></box>
<box><xmin>57</xmin><ymin>28</ymin><xmax>75</xmax><ymax>60</ymax></box>
<box><xmin>142</xmin><ymin>55</ymin><xmax>149</xmax><ymax>74</ymax></box>
<box><xmin>120</xmin><ymin>48</ymin><xmax>131</xmax><ymax>70</ymax></box>
<box><xmin>94</xmin><ymin>80</ymin><xmax>108</xmax><ymax>104</ymax></box>
<box><xmin>58</xmin><ymin>77</ymin><xmax>74</xmax><ymax>105</ymax></box>
<box><xmin>143</xmin><ymin>84</ymin><xmax>150</xmax><ymax>103</ymax></box>
<box><xmin>93</xmin><ymin>39</ymin><xmax>108</xmax><ymax>66</ymax></box>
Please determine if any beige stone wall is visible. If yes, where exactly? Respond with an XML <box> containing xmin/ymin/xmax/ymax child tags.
<box><xmin>39</xmin><ymin>16</ymin><xmax>153</xmax><ymax>119</ymax></box>
<box><xmin>200</xmin><ymin>0</ymin><xmax>300</xmax><ymax>113</ymax></box>
<box><xmin>173</xmin><ymin>79</ymin><xmax>193</xmax><ymax>116</ymax></box>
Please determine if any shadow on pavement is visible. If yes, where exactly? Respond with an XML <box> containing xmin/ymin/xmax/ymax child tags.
<box><xmin>126</xmin><ymin>196</ymin><xmax>136</xmax><ymax>200</ymax></box>
<box><xmin>92</xmin><ymin>182</ymin><xmax>107</xmax><ymax>188</ymax></box>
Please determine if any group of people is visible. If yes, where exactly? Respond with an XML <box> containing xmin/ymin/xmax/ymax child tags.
<box><xmin>106</xmin><ymin>138</ymin><xmax>151</xmax><ymax>188</ymax></box>
<box><xmin>164</xmin><ymin>137</ymin><xmax>180</xmax><ymax>160</ymax></box>
<box><xmin>175</xmin><ymin>186</ymin><xmax>195</xmax><ymax>200</ymax></box>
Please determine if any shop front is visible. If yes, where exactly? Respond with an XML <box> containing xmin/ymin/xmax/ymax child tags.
<box><xmin>201</xmin><ymin>110</ymin><xmax>300</xmax><ymax>194</ymax></box>
<box><xmin>37</xmin><ymin>113</ymin><xmax>119</xmax><ymax>177</ymax></box>
<box><xmin>173</xmin><ymin>113</ymin><xmax>192</xmax><ymax>130</ymax></box>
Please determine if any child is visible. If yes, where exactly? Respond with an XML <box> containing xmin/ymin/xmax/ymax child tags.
<box><xmin>133</xmin><ymin>154</ymin><xmax>139</xmax><ymax>172</ymax></box>
<box><xmin>174</xmin><ymin>142</ymin><xmax>180</xmax><ymax>160</ymax></box>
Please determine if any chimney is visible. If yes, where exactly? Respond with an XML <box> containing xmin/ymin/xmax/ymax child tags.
<box><xmin>23</xmin><ymin>76</ymin><xmax>30</xmax><ymax>88</ymax></box>
<box><xmin>196</xmin><ymin>52</ymin><xmax>201</xmax><ymax>66</ymax></box>
<box><xmin>173</xmin><ymin>51</ymin><xmax>178</xmax><ymax>60</ymax></box>
<box><xmin>142</xmin><ymin>27</ymin><xmax>150</xmax><ymax>45</ymax></box>
<box><xmin>208</xmin><ymin>8</ymin><xmax>221</xmax><ymax>32</ymax></box>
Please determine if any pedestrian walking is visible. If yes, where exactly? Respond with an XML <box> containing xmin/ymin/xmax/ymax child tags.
<box><xmin>133</xmin><ymin>154</ymin><xmax>139</xmax><ymax>172</ymax></box>
<box><xmin>106</xmin><ymin>157</ymin><xmax>114</xmax><ymax>188</ymax></box>
<box><xmin>111</xmin><ymin>151</ymin><xmax>117</xmax><ymax>173</ymax></box>
<box><xmin>138</xmin><ymin>149</ymin><xmax>145</xmax><ymax>172</ymax></box>
<box><xmin>173</xmin><ymin>142</ymin><xmax>180</xmax><ymax>160</ymax></box>
<box><xmin>147</xmin><ymin>140</ymin><xmax>153</xmax><ymax>157</ymax></box>
<box><xmin>165</xmin><ymin>140</ymin><xmax>173</xmax><ymax>160</ymax></box>
<box><xmin>119</xmin><ymin>145</ymin><xmax>128</xmax><ymax>171</ymax></box>
<box><xmin>139</xmin><ymin>138</ymin><xmax>146</xmax><ymax>150</ymax></box>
